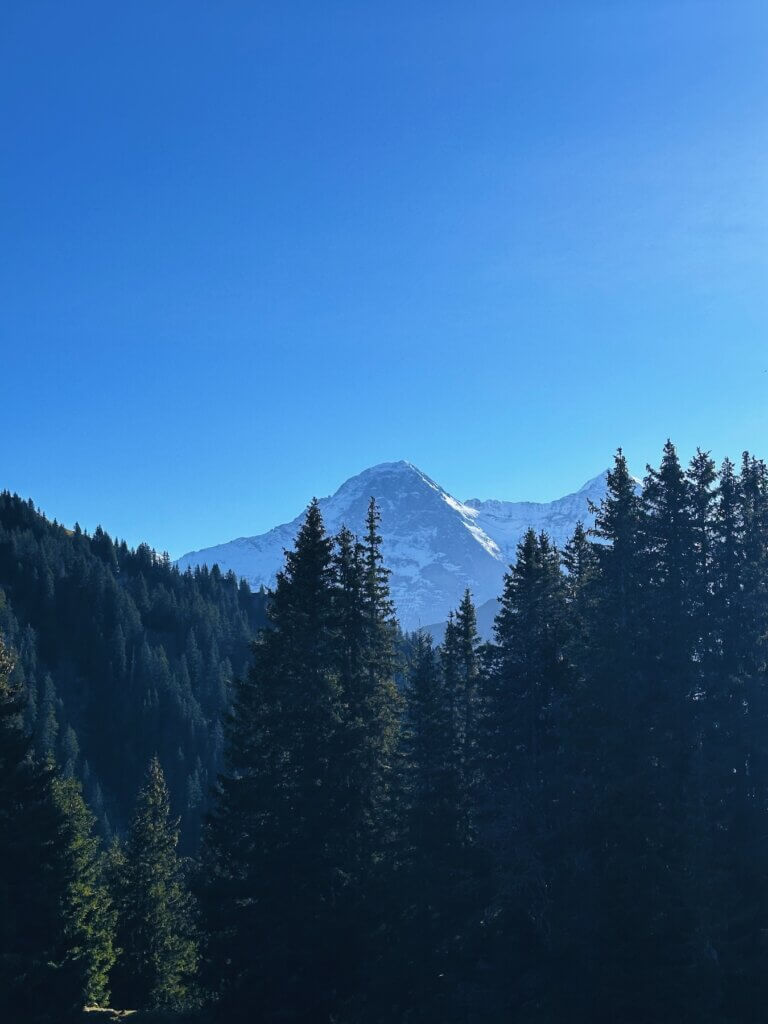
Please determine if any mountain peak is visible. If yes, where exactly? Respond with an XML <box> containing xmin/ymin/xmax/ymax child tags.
<box><xmin>347</xmin><ymin>459</ymin><xmax>424</xmax><ymax>479</ymax></box>
<box><xmin>347</xmin><ymin>459</ymin><xmax>435</xmax><ymax>483</ymax></box>
<box><xmin>577</xmin><ymin>470</ymin><xmax>610</xmax><ymax>494</ymax></box>
<box><xmin>177</xmin><ymin>462</ymin><xmax>612</xmax><ymax>630</ymax></box>
<box><xmin>329</xmin><ymin>460</ymin><xmax>445</xmax><ymax>509</ymax></box>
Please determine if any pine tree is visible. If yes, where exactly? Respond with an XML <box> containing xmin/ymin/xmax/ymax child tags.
<box><xmin>52</xmin><ymin>775</ymin><xmax>117</xmax><ymax>1007</ymax></box>
<box><xmin>574</xmin><ymin>447</ymin><xmax>691</xmax><ymax>1021</ymax></box>
<box><xmin>589</xmin><ymin>449</ymin><xmax>646</xmax><ymax>656</ymax></box>
<box><xmin>330</xmin><ymin>509</ymin><xmax>403</xmax><ymax>1016</ymax></box>
<box><xmin>112</xmin><ymin>757</ymin><xmax>198</xmax><ymax>1012</ymax></box>
<box><xmin>642</xmin><ymin>441</ymin><xmax>713</xmax><ymax>1011</ymax></box>
<box><xmin>444</xmin><ymin>590</ymin><xmax>482</xmax><ymax>848</ymax></box>
<box><xmin>686</xmin><ymin>449</ymin><xmax>718</xmax><ymax>665</ymax></box>
<box><xmin>738</xmin><ymin>453</ymin><xmax>768</xmax><ymax>678</ymax></box>
<box><xmin>712</xmin><ymin>456</ymin><xmax>744</xmax><ymax>674</ymax></box>
<box><xmin>402</xmin><ymin>633</ymin><xmax>456</xmax><ymax>874</ymax></box>
<box><xmin>643</xmin><ymin>439</ymin><xmax>697</xmax><ymax>673</ymax></box>
<box><xmin>480</xmin><ymin>528</ymin><xmax>572</xmax><ymax>1017</ymax></box>
<box><xmin>562</xmin><ymin>520</ymin><xmax>597</xmax><ymax>611</ymax></box>
<box><xmin>487</xmin><ymin>529</ymin><xmax>570</xmax><ymax>797</ymax></box>
<box><xmin>201</xmin><ymin>500</ymin><xmax>345</xmax><ymax>1022</ymax></box>
<box><xmin>392</xmin><ymin>626</ymin><xmax>484</xmax><ymax>1022</ymax></box>
<box><xmin>358</xmin><ymin>498</ymin><xmax>401</xmax><ymax>850</ymax></box>
<box><xmin>0</xmin><ymin>636</ymin><xmax>82</xmax><ymax>1023</ymax></box>
<box><xmin>717</xmin><ymin>454</ymin><xmax>768</xmax><ymax>1017</ymax></box>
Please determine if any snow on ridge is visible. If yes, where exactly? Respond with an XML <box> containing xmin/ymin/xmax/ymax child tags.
<box><xmin>176</xmin><ymin>461</ymin><xmax>612</xmax><ymax>630</ymax></box>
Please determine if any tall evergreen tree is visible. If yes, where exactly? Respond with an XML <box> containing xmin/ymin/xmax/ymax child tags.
<box><xmin>562</xmin><ymin>520</ymin><xmax>597</xmax><ymax>618</ymax></box>
<box><xmin>643</xmin><ymin>439</ymin><xmax>698</xmax><ymax>674</ymax></box>
<box><xmin>642</xmin><ymin>441</ymin><xmax>715</xmax><ymax>1010</ymax></box>
<box><xmin>712</xmin><ymin>457</ymin><xmax>744</xmax><ymax>674</ymax></box>
<box><xmin>686</xmin><ymin>448</ymin><xmax>718</xmax><ymax>665</ymax></box>
<box><xmin>481</xmin><ymin>529</ymin><xmax>571</xmax><ymax>1017</ymax></box>
<box><xmin>716</xmin><ymin>454</ymin><xmax>768</xmax><ymax>1017</ymax></box>
<box><xmin>201</xmin><ymin>501</ymin><xmax>346</xmax><ymax>1022</ymax></box>
<box><xmin>0</xmin><ymin>637</ymin><xmax>82</xmax><ymax>1023</ymax></box>
<box><xmin>112</xmin><ymin>757</ymin><xmax>198</xmax><ymax>1012</ymax></box>
<box><xmin>52</xmin><ymin>775</ymin><xmax>117</xmax><ymax>1008</ymax></box>
<box><xmin>331</xmin><ymin>506</ymin><xmax>400</xmax><ymax>880</ymax></box>
<box><xmin>444</xmin><ymin>590</ymin><xmax>482</xmax><ymax>849</ymax></box>
<box><xmin>575</xmin><ymin>448</ymin><xmax>691</xmax><ymax>1021</ymax></box>
<box><xmin>359</xmin><ymin>498</ymin><xmax>401</xmax><ymax>849</ymax></box>
<box><xmin>331</xmin><ymin>505</ymin><xmax>402</xmax><ymax>1016</ymax></box>
<box><xmin>390</xmin><ymin>631</ymin><xmax>459</xmax><ymax>1021</ymax></box>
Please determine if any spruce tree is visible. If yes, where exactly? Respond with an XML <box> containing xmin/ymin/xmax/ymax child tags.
<box><xmin>330</xmin><ymin>507</ymin><xmax>402</xmax><ymax>1015</ymax></box>
<box><xmin>358</xmin><ymin>497</ymin><xmax>401</xmax><ymax>848</ymax></box>
<box><xmin>562</xmin><ymin>520</ymin><xmax>597</xmax><ymax>612</ymax></box>
<box><xmin>201</xmin><ymin>500</ymin><xmax>345</xmax><ymax>1022</ymax></box>
<box><xmin>403</xmin><ymin>633</ymin><xmax>456</xmax><ymax>874</ymax></box>
<box><xmin>717</xmin><ymin>454</ymin><xmax>768</xmax><ymax>1017</ymax></box>
<box><xmin>686</xmin><ymin>448</ymin><xmax>718</xmax><ymax>665</ymax></box>
<box><xmin>481</xmin><ymin>529</ymin><xmax>571</xmax><ymax>1017</ymax></box>
<box><xmin>642</xmin><ymin>441</ymin><xmax>712</xmax><ymax>1011</ymax></box>
<box><xmin>486</xmin><ymin>529</ymin><xmax>570</xmax><ymax>801</ymax></box>
<box><xmin>577</xmin><ymin>447</ymin><xmax>688</xmax><ymax>1021</ymax></box>
<box><xmin>112</xmin><ymin>757</ymin><xmax>198</xmax><ymax>1012</ymax></box>
<box><xmin>643</xmin><ymin>439</ymin><xmax>697</xmax><ymax>674</ymax></box>
<box><xmin>52</xmin><ymin>775</ymin><xmax>117</xmax><ymax>1008</ymax></box>
<box><xmin>392</xmin><ymin>631</ymin><xmax>458</xmax><ymax>1021</ymax></box>
<box><xmin>444</xmin><ymin>590</ymin><xmax>482</xmax><ymax>848</ymax></box>
<box><xmin>0</xmin><ymin>636</ymin><xmax>81</xmax><ymax>1023</ymax></box>
<box><xmin>712</xmin><ymin>456</ymin><xmax>744</xmax><ymax>673</ymax></box>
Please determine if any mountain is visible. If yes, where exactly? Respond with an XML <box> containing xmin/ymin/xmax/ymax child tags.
<box><xmin>177</xmin><ymin>461</ymin><xmax>611</xmax><ymax>631</ymax></box>
<box><xmin>464</xmin><ymin>470</ymin><xmax>611</xmax><ymax>561</ymax></box>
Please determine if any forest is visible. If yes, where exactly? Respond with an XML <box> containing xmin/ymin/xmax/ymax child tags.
<box><xmin>2</xmin><ymin>440</ymin><xmax>768</xmax><ymax>1023</ymax></box>
<box><xmin>0</xmin><ymin>491</ymin><xmax>267</xmax><ymax>848</ymax></box>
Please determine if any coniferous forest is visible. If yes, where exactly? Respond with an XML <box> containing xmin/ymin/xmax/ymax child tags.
<box><xmin>4</xmin><ymin>441</ymin><xmax>768</xmax><ymax>1022</ymax></box>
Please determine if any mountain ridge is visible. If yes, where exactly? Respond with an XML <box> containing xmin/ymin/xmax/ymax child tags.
<box><xmin>176</xmin><ymin>461</ymin><xmax>611</xmax><ymax>630</ymax></box>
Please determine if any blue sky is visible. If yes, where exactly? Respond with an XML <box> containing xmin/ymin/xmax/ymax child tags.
<box><xmin>2</xmin><ymin>1</ymin><xmax>767</xmax><ymax>557</ymax></box>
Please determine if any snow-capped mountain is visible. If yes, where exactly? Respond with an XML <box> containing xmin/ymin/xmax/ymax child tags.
<box><xmin>464</xmin><ymin>470</ymin><xmax>610</xmax><ymax>562</ymax></box>
<box><xmin>176</xmin><ymin>461</ymin><xmax>610</xmax><ymax>631</ymax></box>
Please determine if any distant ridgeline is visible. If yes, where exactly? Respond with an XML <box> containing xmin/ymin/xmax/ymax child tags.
<box><xmin>7</xmin><ymin>446</ymin><xmax>768</xmax><ymax>1021</ymax></box>
<box><xmin>0</xmin><ymin>491</ymin><xmax>267</xmax><ymax>848</ymax></box>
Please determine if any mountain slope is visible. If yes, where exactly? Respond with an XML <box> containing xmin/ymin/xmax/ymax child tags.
<box><xmin>0</xmin><ymin>491</ymin><xmax>267</xmax><ymax>847</ymax></box>
<box><xmin>178</xmin><ymin>462</ymin><xmax>610</xmax><ymax>630</ymax></box>
<box><xmin>465</xmin><ymin>471</ymin><xmax>610</xmax><ymax>560</ymax></box>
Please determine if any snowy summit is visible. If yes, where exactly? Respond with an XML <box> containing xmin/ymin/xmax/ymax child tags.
<box><xmin>176</xmin><ymin>461</ymin><xmax>611</xmax><ymax>631</ymax></box>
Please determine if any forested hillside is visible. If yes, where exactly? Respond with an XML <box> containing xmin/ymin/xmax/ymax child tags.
<box><xmin>0</xmin><ymin>492</ymin><xmax>267</xmax><ymax>846</ymax></box>
<box><xmin>4</xmin><ymin>442</ymin><xmax>768</xmax><ymax>1022</ymax></box>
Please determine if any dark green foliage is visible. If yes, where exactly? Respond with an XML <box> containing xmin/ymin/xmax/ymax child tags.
<box><xmin>357</xmin><ymin>499</ymin><xmax>401</xmax><ymax>853</ymax></box>
<box><xmin>391</xmin><ymin>614</ymin><xmax>487</xmax><ymax>1023</ymax></box>
<box><xmin>0</xmin><ymin>636</ymin><xmax>83</xmax><ymax>1023</ymax></box>
<box><xmin>53</xmin><ymin>775</ymin><xmax>118</xmax><ymax>1007</ymax></box>
<box><xmin>200</xmin><ymin>500</ymin><xmax>402</xmax><ymax>1022</ymax></box>
<box><xmin>480</xmin><ymin>527</ymin><xmax>574</xmax><ymax>1018</ymax></box>
<box><xmin>194</xmin><ymin>447</ymin><xmax>768</xmax><ymax>1021</ymax></box>
<box><xmin>402</xmin><ymin>633</ymin><xmax>455</xmax><ymax>876</ymax></box>
<box><xmin>0</xmin><ymin>491</ymin><xmax>267</xmax><ymax>848</ymax></box>
<box><xmin>200</xmin><ymin>500</ymin><xmax>345</xmax><ymax>1021</ymax></box>
<box><xmin>332</xmin><ymin>504</ymin><xmax>402</xmax><ymax>1017</ymax></box>
<box><xmin>9</xmin><ymin>443</ymin><xmax>768</xmax><ymax>1023</ymax></box>
<box><xmin>111</xmin><ymin>758</ymin><xmax>198</xmax><ymax>1012</ymax></box>
<box><xmin>443</xmin><ymin>590</ymin><xmax>482</xmax><ymax>848</ymax></box>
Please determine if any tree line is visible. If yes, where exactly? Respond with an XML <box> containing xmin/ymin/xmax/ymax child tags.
<box><xmin>2</xmin><ymin>442</ymin><xmax>768</xmax><ymax>1022</ymax></box>
<box><xmin>0</xmin><ymin>490</ymin><xmax>267</xmax><ymax>849</ymax></box>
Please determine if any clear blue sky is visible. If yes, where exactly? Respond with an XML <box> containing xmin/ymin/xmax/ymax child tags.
<box><xmin>2</xmin><ymin>1</ymin><xmax>767</xmax><ymax>557</ymax></box>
